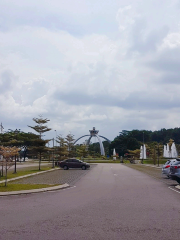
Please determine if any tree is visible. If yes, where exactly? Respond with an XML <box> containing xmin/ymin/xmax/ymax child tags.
<box><xmin>65</xmin><ymin>133</ymin><xmax>75</xmax><ymax>157</ymax></box>
<box><xmin>110</xmin><ymin>131</ymin><xmax>141</xmax><ymax>157</ymax></box>
<box><xmin>88</xmin><ymin>142</ymin><xmax>100</xmax><ymax>157</ymax></box>
<box><xmin>0</xmin><ymin>146</ymin><xmax>20</xmax><ymax>186</ymax></box>
<box><xmin>0</xmin><ymin>130</ymin><xmax>40</xmax><ymax>161</ymax></box>
<box><xmin>76</xmin><ymin>145</ymin><xmax>88</xmax><ymax>159</ymax></box>
<box><xmin>55</xmin><ymin>135</ymin><xmax>68</xmax><ymax>162</ymax></box>
<box><xmin>146</xmin><ymin>142</ymin><xmax>163</xmax><ymax>165</ymax></box>
<box><xmin>128</xmin><ymin>149</ymin><xmax>140</xmax><ymax>159</ymax></box>
<box><xmin>28</xmin><ymin>116</ymin><xmax>51</xmax><ymax>138</ymax></box>
<box><xmin>28</xmin><ymin>116</ymin><xmax>51</xmax><ymax>170</ymax></box>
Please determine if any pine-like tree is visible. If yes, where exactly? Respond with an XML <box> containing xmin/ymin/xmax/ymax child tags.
<box><xmin>65</xmin><ymin>133</ymin><xmax>75</xmax><ymax>157</ymax></box>
<box><xmin>55</xmin><ymin>135</ymin><xmax>68</xmax><ymax>162</ymax></box>
<box><xmin>28</xmin><ymin>116</ymin><xmax>51</xmax><ymax>170</ymax></box>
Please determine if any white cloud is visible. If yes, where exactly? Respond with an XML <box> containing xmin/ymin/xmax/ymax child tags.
<box><xmin>116</xmin><ymin>5</ymin><xmax>138</xmax><ymax>31</ymax></box>
<box><xmin>1</xmin><ymin>0</ymin><xmax>180</xmax><ymax>140</ymax></box>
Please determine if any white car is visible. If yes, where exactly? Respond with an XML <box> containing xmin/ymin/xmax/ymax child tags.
<box><xmin>162</xmin><ymin>159</ymin><xmax>177</xmax><ymax>178</ymax></box>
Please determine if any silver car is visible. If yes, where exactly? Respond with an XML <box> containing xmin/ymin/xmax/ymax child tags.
<box><xmin>162</xmin><ymin>159</ymin><xmax>177</xmax><ymax>178</ymax></box>
<box><xmin>169</xmin><ymin>161</ymin><xmax>180</xmax><ymax>184</ymax></box>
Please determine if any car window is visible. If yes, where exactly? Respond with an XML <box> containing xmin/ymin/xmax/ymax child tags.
<box><xmin>66</xmin><ymin>159</ymin><xmax>72</xmax><ymax>162</ymax></box>
<box><xmin>72</xmin><ymin>159</ymin><xmax>79</xmax><ymax>162</ymax></box>
<box><xmin>172</xmin><ymin>162</ymin><xmax>180</xmax><ymax>165</ymax></box>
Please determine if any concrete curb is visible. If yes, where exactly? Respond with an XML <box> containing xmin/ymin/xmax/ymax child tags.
<box><xmin>0</xmin><ymin>168</ymin><xmax>70</xmax><ymax>196</ymax></box>
<box><xmin>175</xmin><ymin>185</ymin><xmax>180</xmax><ymax>190</ymax></box>
<box><xmin>0</xmin><ymin>183</ymin><xmax>70</xmax><ymax>196</ymax></box>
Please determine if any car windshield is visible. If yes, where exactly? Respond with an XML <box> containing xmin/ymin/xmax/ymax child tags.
<box><xmin>172</xmin><ymin>162</ymin><xmax>180</xmax><ymax>166</ymax></box>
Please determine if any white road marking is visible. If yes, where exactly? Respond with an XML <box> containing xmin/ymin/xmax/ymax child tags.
<box><xmin>168</xmin><ymin>186</ymin><xmax>180</xmax><ymax>194</ymax></box>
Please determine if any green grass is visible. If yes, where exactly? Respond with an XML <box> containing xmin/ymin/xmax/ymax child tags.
<box><xmin>0</xmin><ymin>165</ymin><xmax>53</xmax><ymax>181</ymax></box>
<box><xmin>83</xmin><ymin>159</ymin><xmax>168</xmax><ymax>165</ymax></box>
<box><xmin>142</xmin><ymin>159</ymin><xmax>167</xmax><ymax>165</ymax></box>
<box><xmin>84</xmin><ymin>160</ymin><xmax>121</xmax><ymax>163</ymax></box>
<box><xmin>0</xmin><ymin>183</ymin><xmax>59</xmax><ymax>192</ymax></box>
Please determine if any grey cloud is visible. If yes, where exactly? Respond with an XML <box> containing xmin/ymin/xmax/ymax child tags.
<box><xmin>129</xmin><ymin>19</ymin><xmax>169</xmax><ymax>54</ymax></box>
<box><xmin>159</xmin><ymin>73</ymin><xmax>180</xmax><ymax>84</ymax></box>
<box><xmin>0</xmin><ymin>70</ymin><xmax>16</xmax><ymax>93</ymax></box>
<box><xmin>53</xmin><ymin>89</ymin><xmax>180</xmax><ymax>111</ymax></box>
<box><xmin>121</xmin><ymin>92</ymin><xmax>180</xmax><ymax>110</ymax></box>
<box><xmin>53</xmin><ymin>91</ymin><xmax>118</xmax><ymax>107</ymax></box>
<box><xmin>148</xmin><ymin>48</ymin><xmax>180</xmax><ymax>73</ymax></box>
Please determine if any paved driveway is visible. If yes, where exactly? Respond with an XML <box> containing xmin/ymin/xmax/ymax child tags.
<box><xmin>1</xmin><ymin>163</ymin><xmax>180</xmax><ymax>240</ymax></box>
<box><xmin>13</xmin><ymin>165</ymin><xmax>96</xmax><ymax>185</ymax></box>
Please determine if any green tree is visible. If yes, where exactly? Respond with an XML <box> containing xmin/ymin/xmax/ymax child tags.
<box><xmin>28</xmin><ymin>116</ymin><xmax>51</xmax><ymax>170</ymax></box>
<box><xmin>28</xmin><ymin>116</ymin><xmax>51</xmax><ymax>138</ymax></box>
<box><xmin>110</xmin><ymin>131</ymin><xmax>140</xmax><ymax>157</ymax></box>
<box><xmin>0</xmin><ymin>130</ymin><xmax>40</xmax><ymax>173</ymax></box>
<box><xmin>128</xmin><ymin>149</ymin><xmax>140</xmax><ymax>159</ymax></box>
<box><xmin>65</xmin><ymin>133</ymin><xmax>75</xmax><ymax>157</ymax></box>
<box><xmin>55</xmin><ymin>135</ymin><xmax>68</xmax><ymax>162</ymax></box>
<box><xmin>76</xmin><ymin>144</ymin><xmax>88</xmax><ymax>159</ymax></box>
<box><xmin>146</xmin><ymin>142</ymin><xmax>163</xmax><ymax>165</ymax></box>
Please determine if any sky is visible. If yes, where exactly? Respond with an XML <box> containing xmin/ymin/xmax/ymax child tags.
<box><xmin>0</xmin><ymin>0</ymin><xmax>180</xmax><ymax>142</ymax></box>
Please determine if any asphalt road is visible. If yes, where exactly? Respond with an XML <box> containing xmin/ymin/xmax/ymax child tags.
<box><xmin>1</xmin><ymin>163</ymin><xmax>180</xmax><ymax>240</ymax></box>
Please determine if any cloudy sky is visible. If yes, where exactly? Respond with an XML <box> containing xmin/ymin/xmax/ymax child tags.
<box><xmin>0</xmin><ymin>0</ymin><xmax>180</xmax><ymax>142</ymax></box>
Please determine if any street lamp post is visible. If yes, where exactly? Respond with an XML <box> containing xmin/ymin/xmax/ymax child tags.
<box><xmin>157</xmin><ymin>143</ymin><xmax>160</xmax><ymax>167</ymax></box>
<box><xmin>142</xmin><ymin>132</ymin><xmax>144</xmax><ymax>164</ymax></box>
<box><xmin>54</xmin><ymin>130</ymin><xmax>57</xmax><ymax>166</ymax></box>
<box><xmin>52</xmin><ymin>138</ymin><xmax>55</xmax><ymax>168</ymax></box>
<box><xmin>14</xmin><ymin>129</ymin><xmax>19</xmax><ymax>174</ymax></box>
<box><xmin>55</xmin><ymin>130</ymin><xmax>57</xmax><ymax>147</ymax></box>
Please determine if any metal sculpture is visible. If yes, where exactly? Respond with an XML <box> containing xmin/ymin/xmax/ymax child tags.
<box><xmin>74</xmin><ymin>127</ymin><xmax>111</xmax><ymax>156</ymax></box>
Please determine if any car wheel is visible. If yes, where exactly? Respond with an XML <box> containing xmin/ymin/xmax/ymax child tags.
<box><xmin>176</xmin><ymin>178</ymin><xmax>180</xmax><ymax>184</ymax></box>
<box><xmin>63</xmin><ymin>165</ymin><xmax>68</xmax><ymax>170</ymax></box>
<box><xmin>82</xmin><ymin>165</ymin><xmax>86</xmax><ymax>170</ymax></box>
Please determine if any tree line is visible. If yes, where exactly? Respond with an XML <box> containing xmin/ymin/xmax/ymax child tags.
<box><xmin>0</xmin><ymin>116</ymin><xmax>76</xmax><ymax>182</ymax></box>
<box><xmin>110</xmin><ymin>128</ymin><xmax>180</xmax><ymax>158</ymax></box>
<box><xmin>1</xmin><ymin>117</ymin><xmax>180</xmax><ymax>181</ymax></box>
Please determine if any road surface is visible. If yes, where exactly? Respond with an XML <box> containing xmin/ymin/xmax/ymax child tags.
<box><xmin>1</xmin><ymin>163</ymin><xmax>180</xmax><ymax>240</ymax></box>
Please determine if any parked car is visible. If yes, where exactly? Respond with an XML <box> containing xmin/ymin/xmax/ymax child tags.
<box><xmin>169</xmin><ymin>159</ymin><xmax>180</xmax><ymax>184</ymax></box>
<box><xmin>162</xmin><ymin>159</ymin><xmax>177</xmax><ymax>178</ymax></box>
<box><xmin>59</xmin><ymin>158</ymin><xmax>90</xmax><ymax>170</ymax></box>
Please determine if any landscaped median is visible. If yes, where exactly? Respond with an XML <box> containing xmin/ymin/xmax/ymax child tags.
<box><xmin>0</xmin><ymin>168</ymin><xmax>69</xmax><ymax>195</ymax></box>
<box><xmin>0</xmin><ymin>183</ymin><xmax>69</xmax><ymax>196</ymax></box>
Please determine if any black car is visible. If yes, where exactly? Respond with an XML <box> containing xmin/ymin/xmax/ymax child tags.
<box><xmin>59</xmin><ymin>158</ymin><xmax>90</xmax><ymax>170</ymax></box>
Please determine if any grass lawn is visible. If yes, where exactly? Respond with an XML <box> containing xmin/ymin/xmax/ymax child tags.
<box><xmin>83</xmin><ymin>159</ymin><xmax>168</xmax><ymax>165</ymax></box>
<box><xmin>142</xmin><ymin>159</ymin><xmax>167</xmax><ymax>165</ymax></box>
<box><xmin>0</xmin><ymin>183</ymin><xmax>59</xmax><ymax>192</ymax></box>
<box><xmin>84</xmin><ymin>160</ymin><xmax>121</xmax><ymax>163</ymax></box>
<box><xmin>0</xmin><ymin>165</ymin><xmax>54</xmax><ymax>181</ymax></box>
